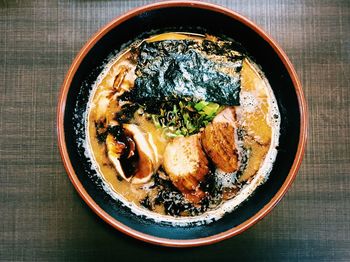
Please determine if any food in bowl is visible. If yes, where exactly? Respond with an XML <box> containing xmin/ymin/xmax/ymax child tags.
<box><xmin>86</xmin><ymin>32</ymin><xmax>280</xmax><ymax>225</ymax></box>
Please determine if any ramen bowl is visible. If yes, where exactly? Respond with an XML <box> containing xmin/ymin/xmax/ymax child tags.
<box><xmin>57</xmin><ymin>1</ymin><xmax>307</xmax><ymax>247</ymax></box>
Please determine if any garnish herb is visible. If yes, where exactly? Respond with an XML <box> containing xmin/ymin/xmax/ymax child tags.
<box><xmin>146</xmin><ymin>100</ymin><xmax>223</xmax><ymax>138</ymax></box>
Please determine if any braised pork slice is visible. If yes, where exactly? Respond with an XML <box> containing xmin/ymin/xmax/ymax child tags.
<box><xmin>201</xmin><ymin>107</ymin><xmax>238</xmax><ymax>173</ymax></box>
<box><xmin>163</xmin><ymin>134</ymin><xmax>209</xmax><ymax>203</ymax></box>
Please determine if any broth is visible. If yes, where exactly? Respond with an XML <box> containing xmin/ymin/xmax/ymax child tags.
<box><xmin>86</xmin><ymin>32</ymin><xmax>280</xmax><ymax>225</ymax></box>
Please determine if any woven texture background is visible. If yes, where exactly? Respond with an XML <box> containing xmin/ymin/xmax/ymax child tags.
<box><xmin>0</xmin><ymin>0</ymin><xmax>349</xmax><ymax>261</ymax></box>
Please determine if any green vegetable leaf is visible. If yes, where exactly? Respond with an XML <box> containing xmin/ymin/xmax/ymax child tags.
<box><xmin>202</xmin><ymin>102</ymin><xmax>220</xmax><ymax>116</ymax></box>
<box><xmin>194</xmin><ymin>101</ymin><xmax>209</xmax><ymax>111</ymax></box>
<box><xmin>151</xmin><ymin>115</ymin><xmax>161</xmax><ymax>128</ymax></box>
<box><xmin>146</xmin><ymin>99</ymin><xmax>223</xmax><ymax>138</ymax></box>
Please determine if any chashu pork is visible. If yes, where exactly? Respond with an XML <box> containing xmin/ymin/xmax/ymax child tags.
<box><xmin>201</xmin><ymin>107</ymin><xmax>238</xmax><ymax>173</ymax></box>
<box><xmin>163</xmin><ymin>134</ymin><xmax>209</xmax><ymax>203</ymax></box>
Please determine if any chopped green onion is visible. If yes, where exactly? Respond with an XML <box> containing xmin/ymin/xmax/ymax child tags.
<box><xmin>202</xmin><ymin>102</ymin><xmax>220</xmax><ymax>116</ymax></box>
<box><xmin>173</xmin><ymin>104</ymin><xmax>178</xmax><ymax>114</ymax></box>
<box><xmin>194</xmin><ymin>100</ymin><xmax>209</xmax><ymax>111</ymax></box>
<box><xmin>146</xmin><ymin>99</ymin><xmax>222</xmax><ymax>138</ymax></box>
<box><xmin>151</xmin><ymin>115</ymin><xmax>161</xmax><ymax>128</ymax></box>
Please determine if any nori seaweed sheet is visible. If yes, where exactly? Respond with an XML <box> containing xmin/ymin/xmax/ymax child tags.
<box><xmin>132</xmin><ymin>39</ymin><xmax>244</xmax><ymax>105</ymax></box>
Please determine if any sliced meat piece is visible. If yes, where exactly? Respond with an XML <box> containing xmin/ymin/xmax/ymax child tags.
<box><xmin>163</xmin><ymin>134</ymin><xmax>209</xmax><ymax>203</ymax></box>
<box><xmin>201</xmin><ymin>107</ymin><xmax>238</xmax><ymax>173</ymax></box>
<box><xmin>213</xmin><ymin>106</ymin><xmax>236</xmax><ymax>124</ymax></box>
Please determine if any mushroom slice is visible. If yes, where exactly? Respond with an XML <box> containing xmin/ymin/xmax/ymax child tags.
<box><xmin>123</xmin><ymin>124</ymin><xmax>158</xmax><ymax>184</ymax></box>
<box><xmin>238</xmin><ymin>136</ymin><xmax>269</xmax><ymax>182</ymax></box>
<box><xmin>94</xmin><ymin>90</ymin><xmax>113</xmax><ymax>122</ymax></box>
<box><xmin>106</xmin><ymin>124</ymin><xmax>159</xmax><ymax>184</ymax></box>
<box><xmin>106</xmin><ymin>133</ymin><xmax>130</xmax><ymax>182</ymax></box>
<box><xmin>113</xmin><ymin>65</ymin><xmax>136</xmax><ymax>96</ymax></box>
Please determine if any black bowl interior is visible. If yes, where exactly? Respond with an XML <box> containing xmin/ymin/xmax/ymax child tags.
<box><xmin>63</xmin><ymin>6</ymin><xmax>300</xmax><ymax>240</ymax></box>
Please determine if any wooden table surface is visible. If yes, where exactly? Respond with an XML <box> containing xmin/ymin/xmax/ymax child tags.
<box><xmin>1</xmin><ymin>0</ymin><xmax>349</xmax><ymax>261</ymax></box>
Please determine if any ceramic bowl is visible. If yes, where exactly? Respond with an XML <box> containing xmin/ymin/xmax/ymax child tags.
<box><xmin>57</xmin><ymin>1</ymin><xmax>307</xmax><ymax>247</ymax></box>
